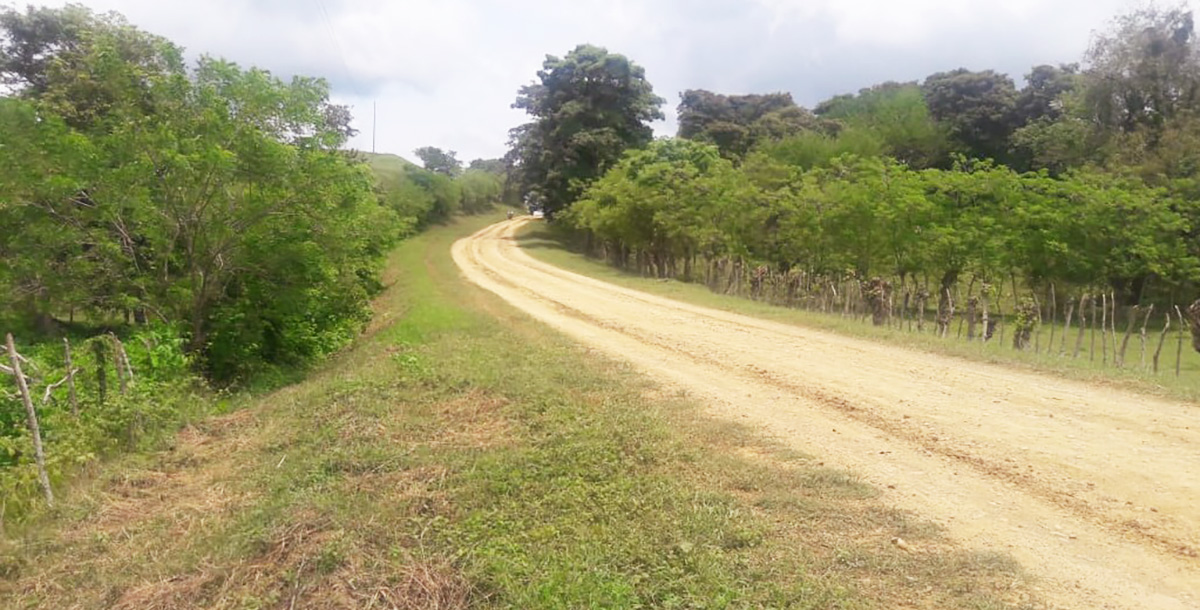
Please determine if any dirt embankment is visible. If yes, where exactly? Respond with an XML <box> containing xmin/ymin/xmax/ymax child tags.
<box><xmin>453</xmin><ymin>219</ymin><xmax>1200</xmax><ymax>610</ymax></box>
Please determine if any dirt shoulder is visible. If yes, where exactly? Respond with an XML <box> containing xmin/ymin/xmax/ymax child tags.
<box><xmin>456</xmin><ymin>218</ymin><xmax>1200</xmax><ymax>610</ymax></box>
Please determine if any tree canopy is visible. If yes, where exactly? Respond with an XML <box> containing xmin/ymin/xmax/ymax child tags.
<box><xmin>414</xmin><ymin>146</ymin><xmax>462</xmax><ymax>176</ymax></box>
<box><xmin>676</xmin><ymin>90</ymin><xmax>823</xmax><ymax>159</ymax></box>
<box><xmin>509</xmin><ymin>44</ymin><xmax>664</xmax><ymax>216</ymax></box>
<box><xmin>921</xmin><ymin>68</ymin><xmax>1019</xmax><ymax>163</ymax></box>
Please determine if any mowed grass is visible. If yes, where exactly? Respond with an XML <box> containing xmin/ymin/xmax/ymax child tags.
<box><xmin>518</xmin><ymin>222</ymin><xmax>1200</xmax><ymax>403</ymax></box>
<box><xmin>1</xmin><ymin>213</ymin><xmax>1039</xmax><ymax>609</ymax></box>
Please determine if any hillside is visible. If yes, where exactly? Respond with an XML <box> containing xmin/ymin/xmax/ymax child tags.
<box><xmin>356</xmin><ymin>151</ymin><xmax>420</xmax><ymax>182</ymax></box>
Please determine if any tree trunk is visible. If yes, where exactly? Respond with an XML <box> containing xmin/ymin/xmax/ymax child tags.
<box><xmin>1012</xmin><ymin>300</ymin><xmax>1037</xmax><ymax>351</ymax></box>
<box><xmin>1060</xmin><ymin>302</ymin><xmax>1074</xmax><ymax>356</ymax></box>
<box><xmin>916</xmin><ymin>289</ymin><xmax>929</xmax><ymax>333</ymax></box>
<box><xmin>1048</xmin><ymin>284</ymin><xmax>1057</xmax><ymax>353</ymax></box>
<box><xmin>1074</xmin><ymin>295</ymin><xmax>1088</xmax><ymax>359</ymax></box>
<box><xmin>6</xmin><ymin>334</ymin><xmax>54</xmax><ymax>506</ymax></box>
<box><xmin>936</xmin><ymin>270</ymin><xmax>957</xmax><ymax>338</ymax></box>
<box><xmin>1187</xmin><ymin>299</ymin><xmax>1200</xmax><ymax>355</ymax></box>
<box><xmin>866</xmin><ymin>277</ymin><xmax>892</xmax><ymax>327</ymax></box>
<box><xmin>966</xmin><ymin>296</ymin><xmax>979</xmax><ymax>340</ymax></box>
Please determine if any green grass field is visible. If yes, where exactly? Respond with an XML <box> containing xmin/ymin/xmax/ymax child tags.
<box><xmin>517</xmin><ymin>222</ymin><xmax>1200</xmax><ymax>403</ymax></box>
<box><xmin>357</xmin><ymin>151</ymin><xmax>418</xmax><ymax>181</ymax></box>
<box><xmin>1</xmin><ymin>213</ymin><xmax>1037</xmax><ymax>608</ymax></box>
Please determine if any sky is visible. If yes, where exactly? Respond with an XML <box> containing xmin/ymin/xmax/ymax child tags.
<box><xmin>14</xmin><ymin>0</ymin><xmax>1169</xmax><ymax>162</ymax></box>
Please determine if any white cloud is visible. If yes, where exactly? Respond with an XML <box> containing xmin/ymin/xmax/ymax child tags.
<box><xmin>15</xmin><ymin>0</ymin><xmax>1177</xmax><ymax>161</ymax></box>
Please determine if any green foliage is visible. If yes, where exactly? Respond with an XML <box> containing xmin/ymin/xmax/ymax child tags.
<box><xmin>814</xmin><ymin>82</ymin><xmax>951</xmax><ymax>168</ymax></box>
<box><xmin>457</xmin><ymin>169</ymin><xmax>504</xmax><ymax>214</ymax></box>
<box><xmin>1014</xmin><ymin>64</ymin><xmax>1080</xmax><ymax>127</ymax></box>
<box><xmin>1083</xmin><ymin>6</ymin><xmax>1199</xmax><ymax>135</ymax></box>
<box><xmin>510</xmin><ymin>44</ymin><xmax>665</xmax><ymax>216</ymax></box>
<box><xmin>748</xmin><ymin>127</ymin><xmax>885</xmax><ymax>171</ymax></box>
<box><xmin>365</xmin><ymin>152</ymin><xmax>504</xmax><ymax>229</ymax></box>
<box><xmin>0</xmin><ymin>8</ymin><xmax>401</xmax><ymax>383</ymax></box>
<box><xmin>567</xmin><ymin>144</ymin><xmax>1199</xmax><ymax>301</ymax></box>
<box><xmin>553</xmin><ymin>4</ymin><xmax>1200</xmax><ymax>309</ymax></box>
<box><xmin>676</xmin><ymin>90</ymin><xmax>823</xmax><ymax>159</ymax></box>
<box><xmin>0</xmin><ymin>326</ymin><xmax>204</xmax><ymax>520</ymax></box>
<box><xmin>413</xmin><ymin>146</ymin><xmax>462</xmax><ymax>177</ymax></box>
<box><xmin>922</xmin><ymin>68</ymin><xmax>1019</xmax><ymax>162</ymax></box>
<box><xmin>568</xmin><ymin>139</ymin><xmax>752</xmax><ymax>269</ymax></box>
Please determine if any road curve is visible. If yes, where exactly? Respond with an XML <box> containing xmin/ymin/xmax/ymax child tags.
<box><xmin>452</xmin><ymin>218</ymin><xmax>1200</xmax><ymax>610</ymax></box>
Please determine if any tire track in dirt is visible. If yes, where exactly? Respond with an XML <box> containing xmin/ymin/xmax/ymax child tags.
<box><xmin>453</xmin><ymin>219</ymin><xmax>1200</xmax><ymax>610</ymax></box>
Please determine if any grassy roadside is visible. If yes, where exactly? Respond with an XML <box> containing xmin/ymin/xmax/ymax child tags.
<box><xmin>1</xmin><ymin>213</ymin><xmax>1037</xmax><ymax>609</ymax></box>
<box><xmin>518</xmin><ymin>222</ymin><xmax>1200</xmax><ymax>403</ymax></box>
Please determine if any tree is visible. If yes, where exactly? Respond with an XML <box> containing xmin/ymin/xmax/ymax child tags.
<box><xmin>1083</xmin><ymin>6</ymin><xmax>1200</xmax><ymax>135</ymax></box>
<box><xmin>568</xmin><ymin>138</ymin><xmax>750</xmax><ymax>276</ymax></box>
<box><xmin>457</xmin><ymin>169</ymin><xmax>503</xmax><ymax>214</ymax></box>
<box><xmin>0</xmin><ymin>10</ymin><xmax>394</xmax><ymax>381</ymax></box>
<box><xmin>510</xmin><ymin>44</ymin><xmax>664</xmax><ymax>216</ymax></box>
<box><xmin>1014</xmin><ymin>64</ymin><xmax>1080</xmax><ymax>126</ymax></box>
<box><xmin>814</xmin><ymin>82</ymin><xmax>950</xmax><ymax>168</ymax></box>
<box><xmin>922</xmin><ymin>69</ymin><xmax>1018</xmax><ymax>162</ymax></box>
<box><xmin>677</xmin><ymin>90</ymin><xmax>822</xmax><ymax>159</ymax></box>
<box><xmin>0</xmin><ymin>4</ymin><xmax>94</xmax><ymax>94</ymax></box>
<box><xmin>468</xmin><ymin>158</ymin><xmax>505</xmax><ymax>173</ymax></box>
<box><xmin>1009</xmin><ymin>114</ymin><xmax>1097</xmax><ymax>174</ymax></box>
<box><xmin>414</xmin><ymin>146</ymin><xmax>461</xmax><ymax>177</ymax></box>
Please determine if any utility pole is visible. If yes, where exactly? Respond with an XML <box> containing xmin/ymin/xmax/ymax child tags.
<box><xmin>372</xmin><ymin>100</ymin><xmax>377</xmax><ymax>153</ymax></box>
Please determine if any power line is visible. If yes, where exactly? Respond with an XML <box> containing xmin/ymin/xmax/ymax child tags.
<box><xmin>311</xmin><ymin>0</ymin><xmax>370</xmax><ymax>151</ymax></box>
<box><xmin>311</xmin><ymin>0</ymin><xmax>354</xmax><ymax>86</ymax></box>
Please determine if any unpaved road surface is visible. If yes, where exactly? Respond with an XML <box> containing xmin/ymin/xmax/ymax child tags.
<box><xmin>453</xmin><ymin>219</ymin><xmax>1200</xmax><ymax>610</ymax></box>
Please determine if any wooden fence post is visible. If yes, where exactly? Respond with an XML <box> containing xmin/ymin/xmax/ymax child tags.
<box><xmin>1117</xmin><ymin>305</ymin><xmax>1139</xmax><ymax>368</ymax></box>
<box><xmin>1048</xmin><ymin>284</ymin><xmax>1057</xmax><ymax>354</ymax></box>
<box><xmin>1176</xmin><ymin>306</ymin><xmax>1186</xmax><ymax>377</ymax></box>
<box><xmin>1110</xmin><ymin>293</ymin><xmax>1119</xmax><ymax>365</ymax></box>
<box><xmin>1153</xmin><ymin>312</ymin><xmax>1170</xmax><ymax>374</ymax></box>
<box><xmin>64</xmin><ymin>338</ymin><xmax>79</xmax><ymax>417</ymax></box>
<box><xmin>1101</xmin><ymin>294</ymin><xmax>1109</xmax><ymax>365</ymax></box>
<box><xmin>110</xmin><ymin>334</ymin><xmax>128</xmax><ymax>395</ymax></box>
<box><xmin>92</xmin><ymin>340</ymin><xmax>107</xmax><ymax>406</ymax></box>
<box><xmin>1089</xmin><ymin>294</ymin><xmax>1098</xmax><ymax>361</ymax></box>
<box><xmin>1138</xmin><ymin>305</ymin><xmax>1155</xmax><ymax>370</ymax></box>
<box><xmin>1073</xmin><ymin>295</ymin><xmax>1088</xmax><ymax>359</ymax></box>
<box><xmin>5</xmin><ymin>334</ymin><xmax>54</xmax><ymax>506</ymax></box>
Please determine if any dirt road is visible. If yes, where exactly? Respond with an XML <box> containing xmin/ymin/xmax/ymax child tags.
<box><xmin>452</xmin><ymin>219</ymin><xmax>1200</xmax><ymax>610</ymax></box>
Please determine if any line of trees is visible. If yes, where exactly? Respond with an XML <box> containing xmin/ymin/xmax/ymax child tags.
<box><xmin>0</xmin><ymin>6</ymin><xmax>505</xmax><ymax>513</ymax></box>
<box><xmin>0</xmin><ymin>6</ymin><xmax>507</xmax><ymax>383</ymax></box>
<box><xmin>0</xmin><ymin>6</ymin><xmax>395</xmax><ymax>380</ymax></box>
<box><xmin>506</xmin><ymin>6</ymin><xmax>1200</xmax><ymax>355</ymax></box>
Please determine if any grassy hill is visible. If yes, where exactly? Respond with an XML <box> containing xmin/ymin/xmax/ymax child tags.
<box><xmin>356</xmin><ymin>151</ymin><xmax>419</xmax><ymax>182</ymax></box>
